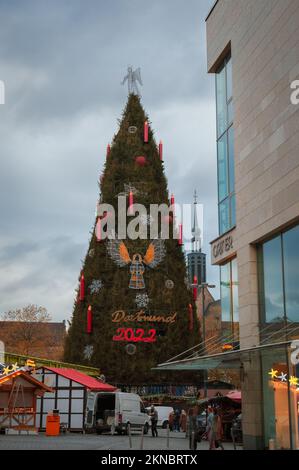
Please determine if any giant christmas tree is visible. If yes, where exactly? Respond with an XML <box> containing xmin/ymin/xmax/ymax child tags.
<box><xmin>64</xmin><ymin>91</ymin><xmax>199</xmax><ymax>384</ymax></box>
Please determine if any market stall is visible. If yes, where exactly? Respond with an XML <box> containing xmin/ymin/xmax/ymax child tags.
<box><xmin>0</xmin><ymin>367</ymin><xmax>53</xmax><ymax>433</ymax></box>
<box><xmin>34</xmin><ymin>366</ymin><xmax>117</xmax><ymax>431</ymax></box>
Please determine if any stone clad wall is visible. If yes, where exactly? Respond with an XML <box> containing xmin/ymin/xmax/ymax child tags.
<box><xmin>206</xmin><ymin>0</ymin><xmax>299</xmax><ymax>449</ymax></box>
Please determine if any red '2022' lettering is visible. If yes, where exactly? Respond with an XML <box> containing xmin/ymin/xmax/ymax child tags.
<box><xmin>112</xmin><ymin>327</ymin><xmax>156</xmax><ymax>343</ymax></box>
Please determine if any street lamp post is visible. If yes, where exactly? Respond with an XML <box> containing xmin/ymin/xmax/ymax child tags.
<box><xmin>198</xmin><ymin>282</ymin><xmax>216</xmax><ymax>398</ymax></box>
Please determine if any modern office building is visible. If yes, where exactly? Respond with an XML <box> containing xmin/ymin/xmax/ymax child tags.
<box><xmin>157</xmin><ymin>0</ymin><xmax>299</xmax><ymax>450</ymax></box>
<box><xmin>207</xmin><ymin>0</ymin><xmax>299</xmax><ymax>450</ymax></box>
<box><xmin>187</xmin><ymin>251</ymin><xmax>206</xmax><ymax>286</ymax></box>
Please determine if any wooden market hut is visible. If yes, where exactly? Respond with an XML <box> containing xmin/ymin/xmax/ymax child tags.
<box><xmin>35</xmin><ymin>367</ymin><xmax>117</xmax><ymax>431</ymax></box>
<box><xmin>0</xmin><ymin>369</ymin><xmax>53</xmax><ymax>433</ymax></box>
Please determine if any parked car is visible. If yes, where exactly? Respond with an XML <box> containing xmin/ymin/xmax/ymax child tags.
<box><xmin>85</xmin><ymin>391</ymin><xmax>150</xmax><ymax>435</ymax></box>
<box><xmin>146</xmin><ymin>406</ymin><xmax>174</xmax><ymax>428</ymax></box>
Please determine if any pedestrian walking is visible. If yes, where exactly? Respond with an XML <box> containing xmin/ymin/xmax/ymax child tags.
<box><xmin>206</xmin><ymin>406</ymin><xmax>215</xmax><ymax>449</ymax></box>
<box><xmin>213</xmin><ymin>408</ymin><xmax>224</xmax><ymax>450</ymax></box>
<box><xmin>149</xmin><ymin>405</ymin><xmax>158</xmax><ymax>437</ymax></box>
<box><xmin>188</xmin><ymin>408</ymin><xmax>199</xmax><ymax>450</ymax></box>
<box><xmin>168</xmin><ymin>410</ymin><xmax>174</xmax><ymax>431</ymax></box>
<box><xmin>180</xmin><ymin>409</ymin><xmax>187</xmax><ymax>433</ymax></box>
<box><xmin>173</xmin><ymin>408</ymin><xmax>180</xmax><ymax>432</ymax></box>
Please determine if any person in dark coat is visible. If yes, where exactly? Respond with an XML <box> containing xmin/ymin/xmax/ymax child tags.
<box><xmin>149</xmin><ymin>405</ymin><xmax>158</xmax><ymax>437</ymax></box>
<box><xmin>188</xmin><ymin>408</ymin><xmax>199</xmax><ymax>450</ymax></box>
<box><xmin>168</xmin><ymin>410</ymin><xmax>174</xmax><ymax>431</ymax></box>
<box><xmin>173</xmin><ymin>408</ymin><xmax>180</xmax><ymax>432</ymax></box>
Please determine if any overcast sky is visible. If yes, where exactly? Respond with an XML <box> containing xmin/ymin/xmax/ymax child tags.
<box><xmin>0</xmin><ymin>0</ymin><xmax>218</xmax><ymax>322</ymax></box>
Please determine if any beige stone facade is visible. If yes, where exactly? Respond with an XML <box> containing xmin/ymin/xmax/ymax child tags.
<box><xmin>206</xmin><ymin>0</ymin><xmax>299</xmax><ymax>449</ymax></box>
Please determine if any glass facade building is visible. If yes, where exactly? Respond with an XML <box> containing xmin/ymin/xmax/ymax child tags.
<box><xmin>205</xmin><ymin>0</ymin><xmax>299</xmax><ymax>450</ymax></box>
<box><xmin>216</xmin><ymin>55</ymin><xmax>235</xmax><ymax>235</ymax></box>
<box><xmin>258</xmin><ymin>224</ymin><xmax>299</xmax><ymax>449</ymax></box>
<box><xmin>258</xmin><ymin>224</ymin><xmax>299</xmax><ymax>326</ymax></box>
<box><xmin>215</xmin><ymin>54</ymin><xmax>239</xmax><ymax>347</ymax></box>
<box><xmin>261</xmin><ymin>346</ymin><xmax>299</xmax><ymax>449</ymax></box>
<box><xmin>220</xmin><ymin>257</ymin><xmax>239</xmax><ymax>343</ymax></box>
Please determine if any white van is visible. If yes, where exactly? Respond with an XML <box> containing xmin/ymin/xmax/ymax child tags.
<box><xmin>146</xmin><ymin>406</ymin><xmax>174</xmax><ymax>428</ymax></box>
<box><xmin>85</xmin><ymin>391</ymin><xmax>150</xmax><ymax>435</ymax></box>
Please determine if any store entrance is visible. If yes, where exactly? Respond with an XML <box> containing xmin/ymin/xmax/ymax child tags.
<box><xmin>261</xmin><ymin>347</ymin><xmax>291</xmax><ymax>449</ymax></box>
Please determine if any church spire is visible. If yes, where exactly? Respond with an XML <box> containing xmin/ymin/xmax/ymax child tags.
<box><xmin>191</xmin><ymin>189</ymin><xmax>201</xmax><ymax>252</ymax></box>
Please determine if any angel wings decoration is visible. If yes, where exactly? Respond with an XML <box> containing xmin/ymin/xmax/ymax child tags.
<box><xmin>121</xmin><ymin>66</ymin><xmax>143</xmax><ymax>96</ymax></box>
<box><xmin>107</xmin><ymin>238</ymin><xmax>165</xmax><ymax>289</ymax></box>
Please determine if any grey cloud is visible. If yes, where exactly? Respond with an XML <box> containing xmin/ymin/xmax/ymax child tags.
<box><xmin>0</xmin><ymin>0</ymin><xmax>214</xmax><ymax>123</ymax></box>
<box><xmin>0</xmin><ymin>0</ymin><xmax>218</xmax><ymax>320</ymax></box>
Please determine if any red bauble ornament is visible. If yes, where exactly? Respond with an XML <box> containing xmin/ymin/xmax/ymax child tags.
<box><xmin>135</xmin><ymin>156</ymin><xmax>146</xmax><ymax>166</ymax></box>
<box><xmin>79</xmin><ymin>274</ymin><xmax>85</xmax><ymax>301</ymax></box>
<box><xmin>87</xmin><ymin>305</ymin><xmax>92</xmax><ymax>334</ymax></box>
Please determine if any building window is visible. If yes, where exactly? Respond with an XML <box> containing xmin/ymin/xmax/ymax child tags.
<box><xmin>220</xmin><ymin>257</ymin><xmax>239</xmax><ymax>343</ymax></box>
<box><xmin>258</xmin><ymin>224</ymin><xmax>299</xmax><ymax>324</ymax></box>
<box><xmin>215</xmin><ymin>55</ymin><xmax>235</xmax><ymax>235</ymax></box>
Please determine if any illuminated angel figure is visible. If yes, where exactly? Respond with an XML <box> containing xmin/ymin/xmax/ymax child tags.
<box><xmin>107</xmin><ymin>238</ymin><xmax>165</xmax><ymax>290</ymax></box>
<box><xmin>121</xmin><ymin>66</ymin><xmax>143</xmax><ymax>96</ymax></box>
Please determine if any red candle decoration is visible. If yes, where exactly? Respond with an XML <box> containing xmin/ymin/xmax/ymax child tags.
<box><xmin>135</xmin><ymin>155</ymin><xmax>146</xmax><ymax>166</ymax></box>
<box><xmin>79</xmin><ymin>274</ymin><xmax>85</xmax><ymax>301</ymax></box>
<box><xmin>170</xmin><ymin>193</ymin><xmax>175</xmax><ymax>218</ymax></box>
<box><xmin>188</xmin><ymin>304</ymin><xmax>194</xmax><ymax>331</ymax></box>
<box><xmin>178</xmin><ymin>223</ymin><xmax>183</xmax><ymax>245</ymax></box>
<box><xmin>144</xmin><ymin>121</ymin><xmax>148</xmax><ymax>143</ymax></box>
<box><xmin>128</xmin><ymin>191</ymin><xmax>134</xmax><ymax>216</ymax></box>
<box><xmin>102</xmin><ymin>210</ymin><xmax>113</xmax><ymax>222</ymax></box>
<box><xmin>95</xmin><ymin>217</ymin><xmax>102</xmax><ymax>241</ymax></box>
<box><xmin>162</xmin><ymin>214</ymin><xmax>173</xmax><ymax>224</ymax></box>
<box><xmin>193</xmin><ymin>275</ymin><xmax>198</xmax><ymax>301</ymax></box>
<box><xmin>106</xmin><ymin>144</ymin><xmax>111</xmax><ymax>159</ymax></box>
<box><xmin>87</xmin><ymin>305</ymin><xmax>92</xmax><ymax>334</ymax></box>
<box><xmin>159</xmin><ymin>140</ymin><xmax>163</xmax><ymax>161</ymax></box>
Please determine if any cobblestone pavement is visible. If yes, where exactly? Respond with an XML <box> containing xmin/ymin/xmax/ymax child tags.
<box><xmin>0</xmin><ymin>429</ymin><xmax>242</xmax><ymax>450</ymax></box>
